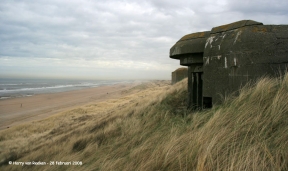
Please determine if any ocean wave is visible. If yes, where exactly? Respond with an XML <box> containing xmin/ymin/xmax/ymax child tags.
<box><xmin>0</xmin><ymin>82</ymin><xmax>105</xmax><ymax>93</ymax></box>
<box><xmin>0</xmin><ymin>84</ymin><xmax>19</xmax><ymax>86</ymax></box>
<box><xmin>0</xmin><ymin>96</ymin><xmax>11</xmax><ymax>100</ymax></box>
<box><xmin>0</xmin><ymin>80</ymin><xmax>133</xmax><ymax>97</ymax></box>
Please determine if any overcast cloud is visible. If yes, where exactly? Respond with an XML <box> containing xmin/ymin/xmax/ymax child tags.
<box><xmin>1</xmin><ymin>0</ymin><xmax>288</xmax><ymax>80</ymax></box>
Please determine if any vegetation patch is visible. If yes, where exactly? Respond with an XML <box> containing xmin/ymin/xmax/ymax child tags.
<box><xmin>1</xmin><ymin>78</ymin><xmax>288</xmax><ymax>170</ymax></box>
<box><xmin>72</xmin><ymin>139</ymin><xmax>88</xmax><ymax>152</ymax></box>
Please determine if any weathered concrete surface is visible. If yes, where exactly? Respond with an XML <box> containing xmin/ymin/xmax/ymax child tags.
<box><xmin>170</xmin><ymin>31</ymin><xmax>210</xmax><ymax>59</ymax></box>
<box><xmin>211</xmin><ymin>20</ymin><xmax>263</xmax><ymax>33</ymax></box>
<box><xmin>170</xmin><ymin>20</ymin><xmax>288</xmax><ymax>108</ymax></box>
<box><xmin>171</xmin><ymin>68</ymin><xmax>188</xmax><ymax>85</ymax></box>
<box><xmin>204</xmin><ymin>24</ymin><xmax>288</xmax><ymax>105</ymax></box>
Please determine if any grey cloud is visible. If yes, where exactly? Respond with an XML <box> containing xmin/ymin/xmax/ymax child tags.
<box><xmin>1</xmin><ymin>0</ymin><xmax>288</xmax><ymax>79</ymax></box>
<box><xmin>227</xmin><ymin>0</ymin><xmax>288</xmax><ymax>14</ymax></box>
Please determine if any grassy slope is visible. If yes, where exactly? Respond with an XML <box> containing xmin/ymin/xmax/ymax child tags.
<box><xmin>0</xmin><ymin>75</ymin><xmax>288</xmax><ymax>171</ymax></box>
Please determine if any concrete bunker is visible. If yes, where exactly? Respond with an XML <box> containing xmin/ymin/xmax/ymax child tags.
<box><xmin>170</xmin><ymin>20</ymin><xmax>288</xmax><ymax>109</ymax></box>
<box><xmin>170</xmin><ymin>31</ymin><xmax>211</xmax><ymax>109</ymax></box>
<box><xmin>171</xmin><ymin>68</ymin><xmax>188</xmax><ymax>85</ymax></box>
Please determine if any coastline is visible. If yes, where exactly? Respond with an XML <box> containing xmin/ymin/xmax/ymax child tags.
<box><xmin>0</xmin><ymin>82</ymin><xmax>139</xmax><ymax>130</ymax></box>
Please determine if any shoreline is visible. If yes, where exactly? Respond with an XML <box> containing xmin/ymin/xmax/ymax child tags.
<box><xmin>0</xmin><ymin>80</ymin><xmax>135</xmax><ymax>100</ymax></box>
<box><xmin>0</xmin><ymin>82</ymin><xmax>139</xmax><ymax>130</ymax></box>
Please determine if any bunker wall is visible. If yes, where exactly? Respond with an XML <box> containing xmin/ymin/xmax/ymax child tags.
<box><xmin>171</xmin><ymin>68</ymin><xmax>188</xmax><ymax>84</ymax></box>
<box><xmin>203</xmin><ymin>25</ymin><xmax>288</xmax><ymax>104</ymax></box>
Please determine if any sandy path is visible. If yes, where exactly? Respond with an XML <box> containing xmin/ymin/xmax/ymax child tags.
<box><xmin>0</xmin><ymin>82</ymin><xmax>138</xmax><ymax>130</ymax></box>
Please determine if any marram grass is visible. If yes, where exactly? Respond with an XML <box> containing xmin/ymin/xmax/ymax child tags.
<box><xmin>0</xmin><ymin>75</ymin><xmax>288</xmax><ymax>171</ymax></box>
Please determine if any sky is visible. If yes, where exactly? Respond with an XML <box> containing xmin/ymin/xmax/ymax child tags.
<box><xmin>1</xmin><ymin>0</ymin><xmax>288</xmax><ymax>80</ymax></box>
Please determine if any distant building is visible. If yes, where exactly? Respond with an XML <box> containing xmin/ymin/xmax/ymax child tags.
<box><xmin>171</xmin><ymin>68</ymin><xmax>188</xmax><ymax>84</ymax></box>
<box><xmin>170</xmin><ymin>20</ymin><xmax>288</xmax><ymax>109</ymax></box>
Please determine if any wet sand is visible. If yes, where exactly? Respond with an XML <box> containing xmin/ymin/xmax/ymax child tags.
<box><xmin>0</xmin><ymin>82</ymin><xmax>138</xmax><ymax>130</ymax></box>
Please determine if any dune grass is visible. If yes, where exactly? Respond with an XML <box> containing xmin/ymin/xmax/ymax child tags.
<box><xmin>0</xmin><ymin>75</ymin><xmax>287</xmax><ymax>171</ymax></box>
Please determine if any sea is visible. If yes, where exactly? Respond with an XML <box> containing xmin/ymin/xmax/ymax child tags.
<box><xmin>0</xmin><ymin>78</ymin><xmax>133</xmax><ymax>100</ymax></box>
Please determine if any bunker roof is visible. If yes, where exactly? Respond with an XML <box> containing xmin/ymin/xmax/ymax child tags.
<box><xmin>177</xmin><ymin>31</ymin><xmax>210</xmax><ymax>42</ymax></box>
<box><xmin>170</xmin><ymin>31</ymin><xmax>210</xmax><ymax>58</ymax></box>
<box><xmin>211</xmin><ymin>20</ymin><xmax>263</xmax><ymax>33</ymax></box>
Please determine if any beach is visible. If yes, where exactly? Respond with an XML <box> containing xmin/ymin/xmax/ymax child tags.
<box><xmin>0</xmin><ymin>82</ymin><xmax>138</xmax><ymax>130</ymax></box>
